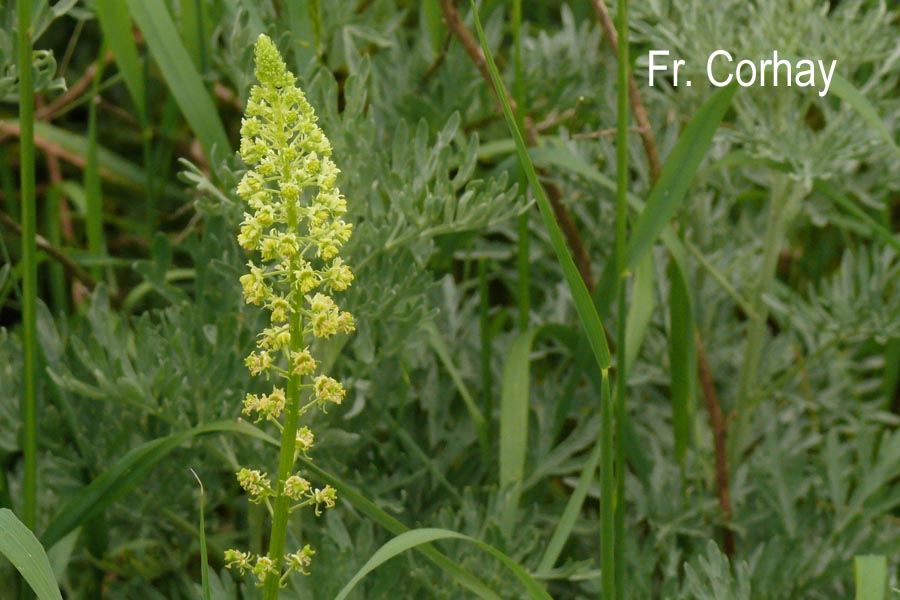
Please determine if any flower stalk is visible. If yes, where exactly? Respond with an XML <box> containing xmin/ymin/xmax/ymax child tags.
<box><xmin>225</xmin><ymin>34</ymin><xmax>354</xmax><ymax>598</ymax></box>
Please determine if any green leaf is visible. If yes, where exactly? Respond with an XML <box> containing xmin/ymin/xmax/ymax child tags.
<box><xmin>93</xmin><ymin>0</ymin><xmax>146</xmax><ymax>120</ymax></box>
<box><xmin>855</xmin><ymin>555</ymin><xmax>887</xmax><ymax>600</ymax></box>
<box><xmin>0</xmin><ymin>509</ymin><xmax>63</xmax><ymax>600</ymax></box>
<box><xmin>499</xmin><ymin>327</ymin><xmax>537</xmax><ymax>534</ymax></box>
<box><xmin>333</xmin><ymin>528</ymin><xmax>552</xmax><ymax>600</ymax></box>
<box><xmin>471</xmin><ymin>0</ymin><xmax>611</xmax><ymax>372</ymax></box>
<box><xmin>667</xmin><ymin>247</ymin><xmax>695</xmax><ymax>467</ymax></box>
<box><xmin>126</xmin><ymin>0</ymin><xmax>231</xmax><ymax>159</ymax></box>
<box><xmin>625</xmin><ymin>84</ymin><xmax>737</xmax><ymax>270</ymax></box>
<box><xmin>624</xmin><ymin>255</ymin><xmax>655</xmax><ymax>374</ymax></box>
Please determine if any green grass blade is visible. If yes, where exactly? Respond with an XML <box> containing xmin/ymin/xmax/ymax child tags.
<box><xmin>624</xmin><ymin>255</ymin><xmax>654</xmax><ymax>374</ymax></box>
<box><xmin>470</xmin><ymin>0</ymin><xmax>611</xmax><ymax>372</ymax></box>
<box><xmin>599</xmin><ymin>369</ymin><xmax>615</xmax><ymax>599</ymax></box>
<box><xmin>499</xmin><ymin>328</ymin><xmax>537</xmax><ymax>535</ymax></box>
<box><xmin>126</xmin><ymin>0</ymin><xmax>231</xmax><ymax>159</ymax></box>
<box><xmin>624</xmin><ymin>84</ymin><xmax>737</xmax><ymax>271</ymax></box>
<box><xmin>828</xmin><ymin>74</ymin><xmax>900</xmax><ymax>163</ymax></box>
<box><xmin>667</xmin><ymin>247</ymin><xmax>695</xmax><ymax>468</ymax></box>
<box><xmin>854</xmin><ymin>555</ymin><xmax>887</xmax><ymax>600</ymax></box>
<box><xmin>40</xmin><ymin>420</ymin><xmax>258</xmax><ymax>548</ymax></box>
<box><xmin>94</xmin><ymin>0</ymin><xmax>146</xmax><ymax>120</ymax></box>
<box><xmin>290</xmin><ymin>442</ymin><xmax>503</xmax><ymax>599</ymax></box>
<box><xmin>536</xmin><ymin>432</ymin><xmax>602</xmax><ymax>573</ymax></box>
<box><xmin>333</xmin><ymin>528</ymin><xmax>552</xmax><ymax>600</ymax></box>
<box><xmin>190</xmin><ymin>470</ymin><xmax>211</xmax><ymax>600</ymax></box>
<box><xmin>18</xmin><ymin>0</ymin><xmax>39</xmax><ymax>534</ymax></box>
<box><xmin>0</xmin><ymin>509</ymin><xmax>63</xmax><ymax>600</ymax></box>
<box><xmin>84</xmin><ymin>42</ymin><xmax>107</xmax><ymax>281</ymax></box>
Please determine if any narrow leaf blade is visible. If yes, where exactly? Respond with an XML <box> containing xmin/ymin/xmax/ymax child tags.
<box><xmin>625</xmin><ymin>84</ymin><xmax>737</xmax><ymax>270</ymax></box>
<box><xmin>0</xmin><ymin>509</ymin><xmax>63</xmax><ymax>600</ymax></box>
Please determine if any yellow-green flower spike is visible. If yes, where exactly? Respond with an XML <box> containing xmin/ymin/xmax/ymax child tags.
<box><xmin>227</xmin><ymin>33</ymin><xmax>352</xmax><ymax>591</ymax></box>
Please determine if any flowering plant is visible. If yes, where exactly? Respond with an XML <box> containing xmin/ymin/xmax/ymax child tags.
<box><xmin>224</xmin><ymin>33</ymin><xmax>354</xmax><ymax>597</ymax></box>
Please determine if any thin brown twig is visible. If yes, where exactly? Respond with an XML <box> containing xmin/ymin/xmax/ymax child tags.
<box><xmin>591</xmin><ymin>0</ymin><xmax>735</xmax><ymax>557</ymax></box>
<box><xmin>438</xmin><ymin>0</ymin><xmax>595</xmax><ymax>290</ymax></box>
<box><xmin>590</xmin><ymin>0</ymin><xmax>662</xmax><ymax>181</ymax></box>
<box><xmin>697</xmin><ymin>335</ymin><xmax>735</xmax><ymax>556</ymax></box>
<box><xmin>0</xmin><ymin>210</ymin><xmax>97</xmax><ymax>291</ymax></box>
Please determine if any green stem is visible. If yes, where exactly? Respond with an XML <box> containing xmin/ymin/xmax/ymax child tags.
<box><xmin>17</xmin><ymin>0</ymin><xmax>38</xmax><ymax>533</ymax></box>
<box><xmin>511</xmin><ymin>0</ymin><xmax>529</xmax><ymax>332</ymax></box>
<box><xmin>263</xmin><ymin>311</ymin><xmax>304</xmax><ymax>600</ymax></box>
<box><xmin>478</xmin><ymin>259</ymin><xmax>493</xmax><ymax>432</ymax></box>
<box><xmin>599</xmin><ymin>369</ymin><xmax>615</xmax><ymax>600</ymax></box>
<box><xmin>85</xmin><ymin>42</ymin><xmax>107</xmax><ymax>281</ymax></box>
<box><xmin>612</xmin><ymin>1</ymin><xmax>630</xmax><ymax>598</ymax></box>
<box><xmin>730</xmin><ymin>173</ymin><xmax>803</xmax><ymax>462</ymax></box>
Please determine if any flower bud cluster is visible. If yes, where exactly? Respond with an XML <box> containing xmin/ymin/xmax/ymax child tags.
<box><xmin>226</xmin><ymin>33</ymin><xmax>353</xmax><ymax>589</ymax></box>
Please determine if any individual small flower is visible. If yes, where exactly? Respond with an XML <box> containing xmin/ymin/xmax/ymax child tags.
<box><xmin>324</xmin><ymin>258</ymin><xmax>354</xmax><ymax>292</ymax></box>
<box><xmin>284</xmin><ymin>474</ymin><xmax>311</xmax><ymax>500</ymax></box>
<box><xmin>295</xmin><ymin>426</ymin><xmax>315</xmax><ymax>452</ymax></box>
<box><xmin>314</xmin><ymin>375</ymin><xmax>345</xmax><ymax>407</ymax></box>
<box><xmin>224</xmin><ymin>549</ymin><xmax>253</xmax><ymax>574</ymax></box>
<box><xmin>243</xmin><ymin>388</ymin><xmax>286</xmax><ymax>421</ymax></box>
<box><xmin>285</xmin><ymin>545</ymin><xmax>316</xmax><ymax>575</ymax></box>
<box><xmin>245</xmin><ymin>350</ymin><xmax>273</xmax><ymax>376</ymax></box>
<box><xmin>236</xmin><ymin>468</ymin><xmax>272</xmax><ymax>501</ymax></box>
<box><xmin>252</xmin><ymin>555</ymin><xmax>276</xmax><ymax>585</ymax></box>
<box><xmin>312</xmin><ymin>486</ymin><xmax>337</xmax><ymax>515</ymax></box>
<box><xmin>258</xmin><ymin>325</ymin><xmax>291</xmax><ymax>351</ymax></box>
<box><xmin>268</xmin><ymin>295</ymin><xmax>292</xmax><ymax>323</ymax></box>
<box><xmin>291</xmin><ymin>348</ymin><xmax>317</xmax><ymax>376</ymax></box>
<box><xmin>239</xmin><ymin>262</ymin><xmax>268</xmax><ymax>305</ymax></box>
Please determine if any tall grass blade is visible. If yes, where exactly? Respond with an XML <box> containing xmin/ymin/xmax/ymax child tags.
<box><xmin>624</xmin><ymin>84</ymin><xmax>737</xmax><ymax>271</ymax></box>
<box><xmin>0</xmin><ymin>509</ymin><xmax>63</xmax><ymax>600</ymax></box>
<box><xmin>190</xmin><ymin>470</ymin><xmax>211</xmax><ymax>600</ymax></box>
<box><xmin>599</xmin><ymin>369</ymin><xmax>615</xmax><ymax>599</ymax></box>
<box><xmin>84</xmin><ymin>43</ymin><xmax>107</xmax><ymax>281</ymax></box>
<box><xmin>126</xmin><ymin>0</ymin><xmax>231</xmax><ymax>159</ymax></box>
<box><xmin>93</xmin><ymin>0</ymin><xmax>146</xmax><ymax>120</ymax></box>
<box><xmin>854</xmin><ymin>555</ymin><xmax>887</xmax><ymax>600</ymax></box>
<box><xmin>333</xmin><ymin>528</ymin><xmax>552</xmax><ymax>600</ymax></box>
<box><xmin>623</xmin><ymin>255</ymin><xmax>654</xmax><ymax>374</ymax></box>
<box><xmin>536</xmin><ymin>433</ymin><xmax>603</xmax><ymax>573</ymax></box>
<box><xmin>667</xmin><ymin>247</ymin><xmax>695</xmax><ymax>467</ymax></box>
<box><xmin>40</xmin><ymin>420</ymin><xmax>267</xmax><ymax>548</ymax></box>
<box><xmin>499</xmin><ymin>328</ymin><xmax>536</xmax><ymax>535</ymax></box>
<box><xmin>17</xmin><ymin>0</ymin><xmax>39</xmax><ymax>534</ymax></box>
<box><xmin>470</xmin><ymin>1</ymin><xmax>611</xmax><ymax>372</ymax></box>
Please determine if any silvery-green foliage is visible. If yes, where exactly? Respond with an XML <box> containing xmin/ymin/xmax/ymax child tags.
<box><xmin>633</xmin><ymin>0</ymin><xmax>900</xmax><ymax>183</ymax></box>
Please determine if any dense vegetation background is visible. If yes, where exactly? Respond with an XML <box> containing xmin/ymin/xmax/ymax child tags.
<box><xmin>1</xmin><ymin>0</ymin><xmax>899</xmax><ymax>598</ymax></box>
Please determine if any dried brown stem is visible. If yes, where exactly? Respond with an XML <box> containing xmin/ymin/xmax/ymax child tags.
<box><xmin>590</xmin><ymin>0</ymin><xmax>662</xmax><ymax>181</ymax></box>
<box><xmin>438</xmin><ymin>0</ymin><xmax>594</xmax><ymax>289</ymax></box>
<box><xmin>696</xmin><ymin>335</ymin><xmax>735</xmax><ymax>556</ymax></box>
<box><xmin>0</xmin><ymin>210</ymin><xmax>97</xmax><ymax>291</ymax></box>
